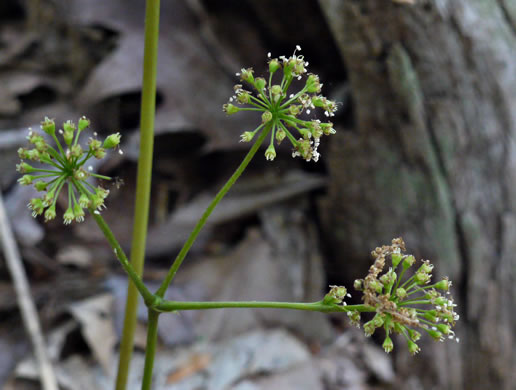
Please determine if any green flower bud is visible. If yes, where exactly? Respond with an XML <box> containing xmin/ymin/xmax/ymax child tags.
<box><xmin>254</xmin><ymin>77</ymin><xmax>266</xmax><ymax>91</ymax></box>
<box><xmin>299</xmin><ymin>128</ymin><xmax>311</xmax><ymax>139</ymax></box>
<box><xmin>27</xmin><ymin>149</ymin><xmax>41</xmax><ymax>161</ymax></box>
<box><xmin>240</xmin><ymin>131</ymin><xmax>255</xmax><ymax>142</ymax></box>
<box><xmin>364</xmin><ymin>320</ymin><xmax>376</xmax><ymax>337</ymax></box>
<box><xmin>395</xmin><ymin>287</ymin><xmax>407</xmax><ymax>299</ymax></box>
<box><xmin>261</xmin><ymin>111</ymin><xmax>273</xmax><ymax>124</ymax></box>
<box><xmin>63</xmin><ymin>120</ymin><xmax>75</xmax><ymax>145</ymax></box>
<box><xmin>268</xmin><ymin>58</ymin><xmax>280</xmax><ymax>74</ymax></box>
<box><xmin>321</xmin><ymin>122</ymin><xmax>336</xmax><ymax>135</ymax></box>
<box><xmin>28</xmin><ymin>198</ymin><xmax>44</xmax><ymax>217</ymax></box>
<box><xmin>78</xmin><ymin>193</ymin><xmax>90</xmax><ymax>208</ymax></box>
<box><xmin>41</xmin><ymin>117</ymin><xmax>55</xmax><ymax>136</ymax></box>
<box><xmin>265</xmin><ymin>144</ymin><xmax>276</xmax><ymax>161</ymax></box>
<box><xmin>74</xmin><ymin>168</ymin><xmax>88</xmax><ymax>181</ymax></box>
<box><xmin>71</xmin><ymin>144</ymin><xmax>83</xmax><ymax>158</ymax></box>
<box><xmin>288</xmin><ymin>105</ymin><xmax>302</xmax><ymax>116</ymax></box>
<box><xmin>407</xmin><ymin>339</ymin><xmax>420</xmax><ymax>355</ymax></box>
<box><xmin>34</xmin><ymin>181</ymin><xmax>48</xmax><ymax>192</ymax></box>
<box><xmin>63</xmin><ymin>207</ymin><xmax>74</xmax><ymax>225</ymax></box>
<box><xmin>223</xmin><ymin>103</ymin><xmax>240</xmax><ymax>115</ymax></box>
<box><xmin>275</xmin><ymin>128</ymin><xmax>286</xmax><ymax>144</ymax></box>
<box><xmin>423</xmin><ymin>311</ymin><xmax>437</xmax><ymax>322</ymax></box>
<box><xmin>73</xmin><ymin>203</ymin><xmax>85</xmax><ymax>222</ymax></box>
<box><xmin>94</xmin><ymin>148</ymin><xmax>106</xmax><ymax>159</ymax></box>
<box><xmin>434</xmin><ymin>278</ymin><xmax>450</xmax><ymax>291</ymax></box>
<box><xmin>270</xmin><ymin>85</ymin><xmax>283</xmax><ymax>103</ymax></box>
<box><xmin>402</xmin><ymin>255</ymin><xmax>416</xmax><ymax>269</ymax></box>
<box><xmin>240</xmin><ymin>67</ymin><xmax>254</xmax><ymax>83</ymax></box>
<box><xmin>436</xmin><ymin>323</ymin><xmax>451</xmax><ymax>335</ymax></box>
<box><xmin>369</xmin><ymin>280</ymin><xmax>383</xmax><ymax>293</ymax></box>
<box><xmin>408</xmin><ymin>328</ymin><xmax>421</xmax><ymax>341</ymax></box>
<box><xmin>89</xmin><ymin>138</ymin><xmax>102</xmax><ymax>151</ymax></box>
<box><xmin>354</xmin><ymin>279</ymin><xmax>364</xmax><ymax>291</ymax></box>
<box><xmin>16</xmin><ymin>162</ymin><xmax>33</xmax><ymax>173</ymax></box>
<box><xmin>103</xmin><ymin>132</ymin><xmax>121</xmax><ymax>149</ymax></box>
<box><xmin>18</xmin><ymin>175</ymin><xmax>34</xmax><ymax>185</ymax></box>
<box><xmin>383</xmin><ymin>335</ymin><xmax>394</xmax><ymax>353</ymax></box>
<box><xmin>78</xmin><ymin>116</ymin><xmax>90</xmax><ymax>132</ymax></box>
<box><xmin>305</xmin><ymin>73</ymin><xmax>322</xmax><ymax>93</ymax></box>
<box><xmin>44</xmin><ymin>204</ymin><xmax>56</xmax><ymax>222</ymax></box>
<box><xmin>372</xmin><ymin>313</ymin><xmax>385</xmax><ymax>328</ymax></box>
<box><xmin>391</xmin><ymin>253</ymin><xmax>403</xmax><ymax>268</ymax></box>
<box><xmin>427</xmin><ymin>328</ymin><xmax>443</xmax><ymax>341</ymax></box>
<box><xmin>415</xmin><ymin>271</ymin><xmax>430</xmax><ymax>284</ymax></box>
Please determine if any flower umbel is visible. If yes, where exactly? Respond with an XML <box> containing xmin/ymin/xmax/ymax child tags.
<box><xmin>352</xmin><ymin>238</ymin><xmax>460</xmax><ymax>354</ymax></box>
<box><xmin>17</xmin><ymin>117</ymin><xmax>120</xmax><ymax>224</ymax></box>
<box><xmin>224</xmin><ymin>46</ymin><xmax>338</xmax><ymax>162</ymax></box>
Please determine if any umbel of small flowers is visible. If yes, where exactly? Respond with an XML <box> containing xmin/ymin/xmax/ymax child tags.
<box><xmin>327</xmin><ymin>238</ymin><xmax>459</xmax><ymax>355</ymax></box>
<box><xmin>223</xmin><ymin>46</ymin><xmax>338</xmax><ymax>162</ymax></box>
<box><xmin>16</xmin><ymin>117</ymin><xmax>122</xmax><ymax>224</ymax></box>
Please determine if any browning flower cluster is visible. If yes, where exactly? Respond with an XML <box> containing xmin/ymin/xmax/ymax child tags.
<box><xmin>325</xmin><ymin>238</ymin><xmax>459</xmax><ymax>355</ymax></box>
<box><xmin>350</xmin><ymin>238</ymin><xmax>459</xmax><ymax>354</ymax></box>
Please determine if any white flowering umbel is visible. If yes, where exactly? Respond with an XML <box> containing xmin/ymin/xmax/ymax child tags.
<box><xmin>17</xmin><ymin>117</ymin><xmax>122</xmax><ymax>224</ymax></box>
<box><xmin>348</xmin><ymin>238</ymin><xmax>459</xmax><ymax>355</ymax></box>
<box><xmin>223</xmin><ymin>46</ymin><xmax>338</xmax><ymax>162</ymax></box>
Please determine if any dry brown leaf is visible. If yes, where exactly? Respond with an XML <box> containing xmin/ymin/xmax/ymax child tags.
<box><xmin>166</xmin><ymin>353</ymin><xmax>212</xmax><ymax>384</ymax></box>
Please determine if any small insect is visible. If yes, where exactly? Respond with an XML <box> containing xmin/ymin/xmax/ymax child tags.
<box><xmin>114</xmin><ymin>177</ymin><xmax>125</xmax><ymax>189</ymax></box>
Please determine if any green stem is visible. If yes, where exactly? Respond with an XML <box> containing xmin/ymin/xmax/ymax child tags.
<box><xmin>155</xmin><ymin>124</ymin><xmax>272</xmax><ymax>298</ymax></box>
<box><xmin>156</xmin><ymin>299</ymin><xmax>376</xmax><ymax>314</ymax></box>
<box><xmin>115</xmin><ymin>0</ymin><xmax>160</xmax><ymax>388</ymax></box>
<box><xmin>89</xmin><ymin>210</ymin><xmax>155</xmax><ymax>304</ymax></box>
<box><xmin>141</xmin><ymin>310</ymin><xmax>160</xmax><ymax>390</ymax></box>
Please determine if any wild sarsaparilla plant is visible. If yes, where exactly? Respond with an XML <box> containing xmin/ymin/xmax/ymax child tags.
<box><xmin>16</xmin><ymin>4</ymin><xmax>457</xmax><ymax>390</ymax></box>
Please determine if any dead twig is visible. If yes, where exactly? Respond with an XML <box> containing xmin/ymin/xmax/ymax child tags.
<box><xmin>0</xmin><ymin>191</ymin><xmax>58</xmax><ymax>390</ymax></box>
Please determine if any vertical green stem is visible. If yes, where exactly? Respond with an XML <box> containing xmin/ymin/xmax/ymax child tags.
<box><xmin>141</xmin><ymin>310</ymin><xmax>160</xmax><ymax>390</ymax></box>
<box><xmin>155</xmin><ymin>123</ymin><xmax>272</xmax><ymax>298</ymax></box>
<box><xmin>115</xmin><ymin>0</ymin><xmax>160</xmax><ymax>389</ymax></box>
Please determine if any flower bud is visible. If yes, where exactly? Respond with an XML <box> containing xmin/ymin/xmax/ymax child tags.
<box><xmin>270</xmin><ymin>85</ymin><xmax>283</xmax><ymax>103</ymax></box>
<box><xmin>18</xmin><ymin>175</ymin><xmax>34</xmax><ymax>185</ymax></box>
<box><xmin>268</xmin><ymin>58</ymin><xmax>280</xmax><ymax>74</ymax></box>
<box><xmin>275</xmin><ymin>128</ymin><xmax>286</xmax><ymax>144</ymax></box>
<box><xmin>71</xmin><ymin>144</ymin><xmax>83</xmax><ymax>158</ymax></box>
<box><xmin>79</xmin><ymin>193</ymin><xmax>90</xmax><ymax>208</ymax></box>
<box><xmin>34</xmin><ymin>181</ymin><xmax>48</xmax><ymax>191</ymax></box>
<box><xmin>354</xmin><ymin>279</ymin><xmax>364</xmax><ymax>291</ymax></box>
<box><xmin>223</xmin><ymin>103</ymin><xmax>240</xmax><ymax>115</ymax></box>
<box><xmin>240</xmin><ymin>131</ymin><xmax>255</xmax><ymax>142</ymax></box>
<box><xmin>402</xmin><ymin>255</ymin><xmax>416</xmax><ymax>269</ymax></box>
<box><xmin>73</xmin><ymin>204</ymin><xmax>85</xmax><ymax>222</ymax></box>
<box><xmin>240</xmin><ymin>68</ymin><xmax>254</xmax><ymax>83</ymax></box>
<box><xmin>16</xmin><ymin>162</ymin><xmax>33</xmax><ymax>173</ymax></box>
<box><xmin>265</xmin><ymin>144</ymin><xmax>276</xmax><ymax>161</ymax></box>
<box><xmin>305</xmin><ymin>74</ymin><xmax>322</xmax><ymax>93</ymax></box>
<box><xmin>103</xmin><ymin>132</ymin><xmax>121</xmax><ymax>149</ymax></box>
<box><xmin>391</xmin><ymin>253</ymin><xmax>403</xmax><ymax>268</ymax></box>
<box><xmin>261</xmin><ymin>111</ymin><xmax>273</xmax><ymax>124</ymax></box>
<box><xmin>435</xmin><ymin>278</ymin><xmax>450</xmax><ymax>291</ymax></box>
<box><xmin>383</xmin><ymin>335</ymin><xmax>394</xmax><ymax>353</ymax></box>
<box><xmin>78</xmin><ymin>116</ymin><xmax>90</xmax><ymax>132</ymax></box>
<box><xmin>407</xmin><ymin>339</ymin><xmax>420</xmax><ymax>355</ymax></box>
<box><xmin>254</xmin><ymin>77</ymin><xmax>266</xmax><ymax>91</ymax></box>
<box><xmin>288</xmin><ymin>105</ymin><xmax>302</xmax><ymax>116</ymax></box>
<box><xmin>41</xmin><ymin>117</ymin><xmax>55</xmax><ymax>136</ymax></box>
<box><xmin>44</xmin><ymin>204</ymin><xmax>56</xmax><ymax>222</ymax></box>
<box><xmin>427</xmin><ymin>328</ymin><xmax>443</xmax><ymax>341</ymax></box>
<box><xmin>396</xmin><ymin>287</ymin><xmax>407</xmax><ymax>299</ymax></box>
<box><xmin>63</xmin><ymin>207</ymin><xmax>74</xmax><ymax>225</ymax></box>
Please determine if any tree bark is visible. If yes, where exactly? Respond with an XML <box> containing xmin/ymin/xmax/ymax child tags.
<box><xmin>319</xmin><ymin>1</ymin><xmax>516</xmax><ymax>389</ymax></box>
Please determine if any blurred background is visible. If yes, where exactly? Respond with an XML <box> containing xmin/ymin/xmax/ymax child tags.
<box><xmin>0</xmin><ymin>0</ymin><xmax>515</xmax><ymax>389</ymax></box>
